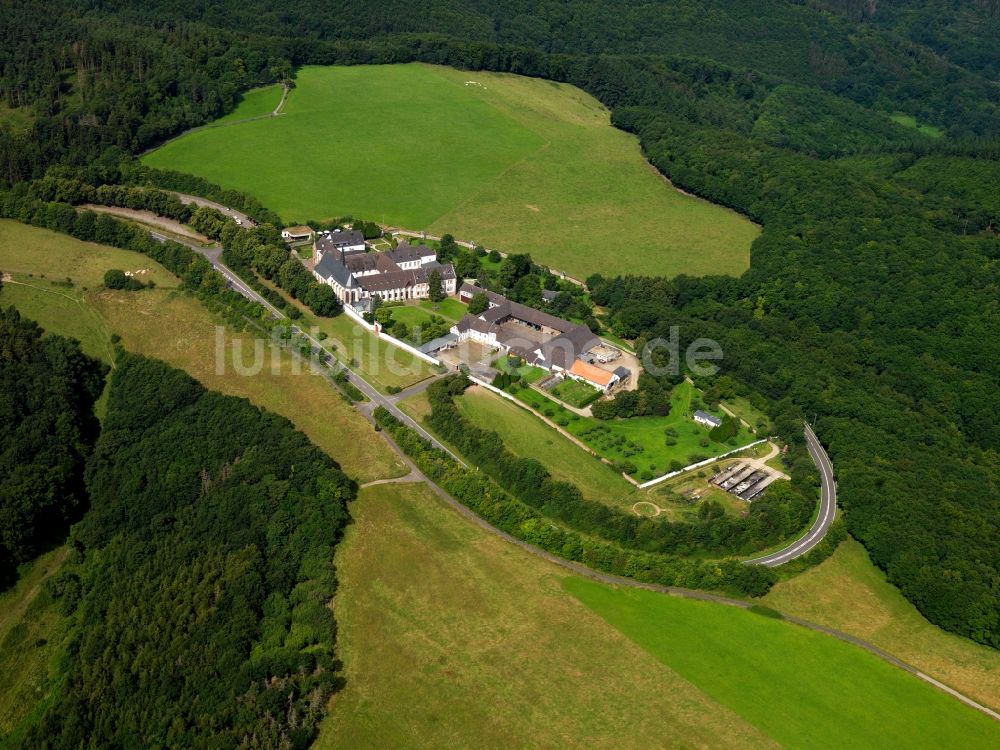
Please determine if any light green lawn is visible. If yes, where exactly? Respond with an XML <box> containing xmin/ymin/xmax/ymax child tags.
<box><xmin>493</xmin><ymin>355</ymin><xmax>548</xmax><ymax>383</ymax></box>
<box><xmin>549</xmin><ymin>377</ymin><xmax>601</xmax><ymax>408</ymax></box>
<box><xmin>456</xmin><ymin>387</ymin><xmax>640</xmax><ymax>511</ymax></box>
<box><xmin>144</xmin><ymin>63</ymin><xmax>758</xmax><ymax>279</ymax></box>
<box><xmin>384</xmin><ymin>301</ymin><xmax>459</xmax><ymax>331</ymax></box>
<box><xmin>514</xmin><ymin>379</ymin><xmax>756</xmax><ymax>478</ymax></box>
<box><xmin>416</xmin><ymin>297</ymin><xmax>465</xmax><ymax>322</ymax></box>
<box><xmin>566</xmin><ymin>577</ymin><xmax>1000</xmax><ymax>749</ymax></box>
<box><xmin>890</xmin><ymin>113</ymin><xmax>944</xmax><ymax>138</ymax></box>
<box><xmin>764</xmin><ymin>539</ymin><xmax>1000</xmax><ymax>713</ymax></box>
<box><xmin>214</xmin><ymin>85</ymin><xmax>283</xmax><ymax>123</ymax></box>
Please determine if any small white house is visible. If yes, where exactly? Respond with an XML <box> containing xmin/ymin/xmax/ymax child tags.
<box><xmin>281</xmin><ymin>225</ymin><xmax>314</xmax><ymax>242</ymax></box>
<box><xmin>693</xmin><ymin>410</ymin><xmax>722</xmax><ymax>428</ymax></box>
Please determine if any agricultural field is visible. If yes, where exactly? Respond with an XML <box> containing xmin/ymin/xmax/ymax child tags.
<box><xmin>764</xmin><ymin>539</ymin><xmax>1000</xmax><ymax>713</ymax></box>
<box><xmin>0</xmin><ymin>221</ymin><xmax>405</xmax><ymax>483</ymax></box>
<box><xmin>567</xmin><ymin>578</ymin><xmax>999</xmax><ymax>748</ymax></box>
<box><xmin>455</xmin><ymin>386</ymin><xmax>641</xmax><ymax>511</ymax></box>
<box><xmin>320</xmin><ymin>482</ymin><xmax>998</xmax><ymax>749</ymax></box>
<box><xmin>319</xmin><ymin>482</ymin><xmax>775</xmax><ymax>749</ymax></box>
<box><xmin>143</xmin><ymin>64</ymin><xmax>759</xmax><ymax>279</ymax></box>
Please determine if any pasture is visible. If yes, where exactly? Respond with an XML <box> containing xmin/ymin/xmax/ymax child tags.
<box><xmin>567</xmin><ymin>578</ymin><xmax>1000</xmax><ymax>749</ymax></box>
<box><xmin>143</xmin><ymin>64</ymin><xmax>759</xmax><ymax>279</ymax></box>
<box><xmin>764</xmin><ymin>539</ymin><xmax>1000</xmax><ymax>713</ymax></box>
<box><xmin>455</xmin><ymin>386</ymin><xmax>640</xmax><ymax>511</ymax></box>
<box><xmin>317</xmin><ymin>482</ymin><xmax>775</xmax><ymax>749</ymax></box>
<box><xmin>0</xmin><ymin>221</ymin><xmax>405</xmax><ymax>483</ymax></box>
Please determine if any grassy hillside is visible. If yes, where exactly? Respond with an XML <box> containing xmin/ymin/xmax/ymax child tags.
<box><xmin>764</xmin><ymin>539</ymin><xmax>1000</xmax><ymax>712</ymax></box>
<box><xmin>143</xmin><ymin>63</ymin><xmax>759</xmax><ymax>279</ymax></box>
<box><xmin>454</xmin><ymin>386</ymin><xmax>641</xmax><ymax>510</ymax></box>
<box><xmin>567</xmin><ymin>578</ymin><xmax>1000</xmax><ymax>749</ymax></box>
<box><xmin>0</xmin><ymin>220</ymin><xmax>405</xmax><ymax>484</ymax></box>
<box><xmin>319</xmin><ymin>482</ymin><xmax>777</xmax><ymax>749</ymax></box>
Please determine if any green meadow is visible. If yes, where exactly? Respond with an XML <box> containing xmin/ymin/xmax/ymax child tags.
<box><xmin>511</xmin><ymin>378</ymin><xmax>756</xmax><ymax>479</ymax></box>
<box><xmin>143</xmin><ymin>64</ymin><xmax>759</xmax><ymax>279</ymax></box>
<box><xmin>566</xmin><ymin>578</ymin><xmax>1000</xmax><ymax>749</ymax></box>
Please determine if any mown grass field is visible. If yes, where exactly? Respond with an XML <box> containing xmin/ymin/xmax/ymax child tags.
<box><xmin>143</xmin><ymin>64</ymin><xmax>759</xmax><ymax>279</ymax></box>
<box><xmin>764</xmin><ymin>539</ymin><xmax>1000</xmax><ymax>712</ymax></box>
<box><xmin>455</xmin><ymin>386</ymin><xmax>641</xmax><ymax>511</ymax></box>
<box><xmin>566</xmin><ymin>578</ymin><xmax>1000</xmax><ymax>749</ymax></box>
<box><xmin>318</xmin><ymin>482</ymin><xmax>777</xmax><ymax>749</ymax></box>
<box><xmin>0</xmin><ymin>221</ymin><xmax>405</xmax><ymax>483</ymax></box>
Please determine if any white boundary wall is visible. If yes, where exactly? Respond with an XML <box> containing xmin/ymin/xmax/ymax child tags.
<box><xmin>636</xmin><ymin>439</ymin><xmax>766</xmax><ymax>489</ymax></box>
<box><xmin>470</xmin><ymin>375</ymin><xmax>766</xmax><ymax>493</ymax></box>
<box><xmin>342</xmin><ymin>304</ymin><xmax>441</xmax><ymax>366</ymax></box>
<box><xmin>469</xmin><ymin>375</ymin><xmax>522</xmax><ymax>404</ymax></box>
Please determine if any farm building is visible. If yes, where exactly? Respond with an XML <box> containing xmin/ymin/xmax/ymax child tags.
<box><xmin>566</xmin><ymin>359</ymin><xmax>620</xmax><ymax>392</ymax></box>
<box><xmin>315</xmin><ymin>228</ymin><xmax>366</xmax><ymax>255</ymax></box>
<box><xmin>281</xmin><ymin>225</ymin><xmax>314</xmax><ymax>242</ymax></box>
<box><xmin>452</xmin><ymin>284</ymin><xmax>605</xmax><ymax>374</ymax></box>
<box><xmin>693</xmin><ymin>410</ymin><xmax>723</xmax><ymax>428</ymax></box>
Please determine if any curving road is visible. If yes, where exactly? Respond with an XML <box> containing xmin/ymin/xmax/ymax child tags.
<box><xmin>744</xmin><ymin>421</ymin><xmax>837</xmax><ymax>567</ymax></box>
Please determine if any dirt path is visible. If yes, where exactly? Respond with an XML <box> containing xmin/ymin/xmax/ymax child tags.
<box><xmin>80</xmin><ymin>205</ymin><xmax>211</xmax><ymax>243</ymax></box>
<box><xmin>360</xmin><ymin>468</ymin><xmax>422</xmax><ymax>488</ymax></box>
<box><xmin>273</xmin><ymin>84</ymin><xmax>289</xmax><ymax>115</ymax></box>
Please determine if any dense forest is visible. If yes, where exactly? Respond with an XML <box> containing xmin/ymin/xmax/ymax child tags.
<box><xmin>0</xmin><ymin>0</ymin><xmax>997</xmax><ymax>647</ymax></box>
<box><xmin>0</xmin><ymin>306</ymin><xmax>106</xmax><ymax>588</ymax></box>
<box><xmin>27</xmin><ymin>352</ymin><xmax>354</xmax><ymax>748</ymax></box>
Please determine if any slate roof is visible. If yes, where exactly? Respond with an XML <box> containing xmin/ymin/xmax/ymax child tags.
<box><xmin>316</xmin><ymin>230</ymin><xmax>365</xmax><ymax>255</ymax></box>
<box><xmin>314</xmin><ymin>252</ymin><xmax>355</xmax><ymax>288</ymax></box>
<box><xmin>389</xmin><ymin>242</ymin><xmax>436</xmax><ymax>264</ymax></box>
<box><xmin>453</xmin><ymin>287</ymin><xmax>599</xmax><ymax>371</ymax></box>
<box><xmin>459</xmin><ymin>283</ymin><xmax>507</xmax><ymax>306</ymax></box>
<box><xmin>694</xmin><ymin>409</ymin><xmax>722</xmax><ymax>427</ymax></box>
<box><xmin>613</xmin><ymin>365</ymin><xmax>631</xmax><ymax>380</ymax></box>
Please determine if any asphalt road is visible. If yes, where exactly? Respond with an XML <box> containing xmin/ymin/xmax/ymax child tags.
<box><xmin>744</xmin><ymin>421</ymin><xmax>837</xmax><ymax>567</ymax></box>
